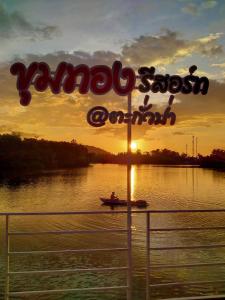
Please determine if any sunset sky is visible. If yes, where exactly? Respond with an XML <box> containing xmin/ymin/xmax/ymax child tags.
<box><xmin>0</xmin><ymin>0</ymin><xmax>225</xmax><ymax>154</ymax></box>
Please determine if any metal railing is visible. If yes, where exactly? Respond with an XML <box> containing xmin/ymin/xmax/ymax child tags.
<box><xmin>2</xmin><ymin>210</ymin><xmax>130</xmax><ymax>300</ymax></box>
<box><xmin>145</xmin><ymin>209</ymin><xmax>225</xmax><ymax>300</ymax></box>
<box><xmin>1</xmin><ymin>209</ymin><xmax>225</xmax><ymax>299</ymax></box>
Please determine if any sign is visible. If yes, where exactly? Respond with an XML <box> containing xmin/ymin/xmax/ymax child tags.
<box><xmin>10</xmin><ymin>61</ymin><xmax>209</xmax><ymax>127</ymax></box>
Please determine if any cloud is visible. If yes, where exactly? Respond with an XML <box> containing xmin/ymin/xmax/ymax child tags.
<box><xmin>0</xmin><ymin>3</ymin><xmax>59</xmax><ymax>40</ymax></box>
<box><xmin>176</xmin><ymin>66</ymin><xmax>223</xmax><ymax>81</ymax></box>
<box><xmin>0</xmin><ymin>124</ymin><xmax>14</xmax><ymax>133</ymax></box>
<box><xmin>2</xmin><ymin>28</ymin><xmax>224</xmax><ymax>68</ymax></box>
<box><xmin>174</xmin><ymin>79</ymin><xmax>225</xmax><ymax>124</ymax></box>
<box><xmin>121</xmin><ymin>30</ymin><xmax>223</xmax><ymax>67</ymax></box>
<box><xmin>92</xmin><ymin>77</ymin><xmax>225</xmax><ymax>139</ymax></box>
<box><xmin>18</xmin><ymin>50</ymin><xmax>121</xmax><ymax>68</ymax></box>
<box><xmin>181</xmin><ymin>0</ymin><xmax>217</xmax><ymax>16</ymax></box>
<box><xmin>211</xmin><ymin>62</ymin><xmax>225</xmax><ymax>68</ymax></box>
<box><xmin>195</xmin><ymin>32</ymin><xmax>224</xmax><ymax>56</ymax></box>
<box><xmin>10</xmin><ymin>131</ymin><xmax>39</xmax><ymax>139</ymax></box>
<box><xmin>122</xmin><ymin>30</ymin><xmax>187</xmax><ymax>66</ymax></box>
<box><xmin>173</xmin><ymin>131</ymin><xmax>186</xmax><ymax>135</ymax></box>
<box><xmin>177</xmin><ymin>67</ymin><xmax>211</xmax><ymax>77</ymax></box>
<box><xmin>0</xmin><ymin>30</ymin><xmax>224</xmax><ymax>142</ymax></box>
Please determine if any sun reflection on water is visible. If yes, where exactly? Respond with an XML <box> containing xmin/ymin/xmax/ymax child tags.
<box><xmin>131</xmin><ymin>165</ymin><xmax>136</xmax><ymax>199</ymax></box>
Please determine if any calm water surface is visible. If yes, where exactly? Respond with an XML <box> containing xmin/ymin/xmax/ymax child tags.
<box><xmin>0</xmin><ymin>164</ymin><xmax>225</xmax><ymax>299</ymax></box>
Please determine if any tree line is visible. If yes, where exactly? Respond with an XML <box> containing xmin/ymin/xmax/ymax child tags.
<box><xmin>90</xmin><ymin>148</ymin><xmax>225</xmax><ymax>169</ymax></box>
<box><xmin>0</xmin><ymin>134</ymin><xmax>89</xmax><ymax>175</ymax></box>
<box><xmin>0</xmin><ymin>134</ymin><xmax>224</xmax><ymax>178</ymax></box>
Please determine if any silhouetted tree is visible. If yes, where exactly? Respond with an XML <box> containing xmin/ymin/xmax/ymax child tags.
<box><xmin>0</xmin><ymin>134</ymin><xmax>89</xmax><ymax>175</ymax></box>
<box><xmin>199</xmin><ymin>149</ymin><xmax>225</xmax><ymax>169</ymax></box>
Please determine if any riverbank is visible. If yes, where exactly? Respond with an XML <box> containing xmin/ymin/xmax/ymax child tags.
<box><xmin>0</xmin><ymin>134</ymin><xmax>224</xmax><ymax>184</ymax></box>
<box><xmin>0</xmin><ymin>134</ymin><xmax>90</xmax><ymax>174</ymax></box>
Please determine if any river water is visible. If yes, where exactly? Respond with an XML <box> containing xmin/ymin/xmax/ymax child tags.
<box><xmin>0</xmin><ymin>164</ymin><xmax>225</xmax><ymax>299</ymax></box>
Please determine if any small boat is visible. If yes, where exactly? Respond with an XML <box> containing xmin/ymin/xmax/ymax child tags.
<box><xmin>100</xmin><ymin>197</ymin><xmax>148</xmax><ymax>208</ymax></box>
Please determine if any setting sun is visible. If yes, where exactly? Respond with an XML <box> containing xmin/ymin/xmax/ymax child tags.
<box><xmin>131</xmin><ymin>141</ymin><xmax>137</xmax><ymax>152</ymax></box>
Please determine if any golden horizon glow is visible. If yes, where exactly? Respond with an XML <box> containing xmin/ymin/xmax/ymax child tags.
<box><xmin>131</xmin><ymin>141</ymin><xmax>138</xmax><ymax>152</ymax></box>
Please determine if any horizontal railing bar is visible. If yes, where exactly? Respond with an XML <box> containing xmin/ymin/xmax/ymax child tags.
<box><xmin>0</xmin><ymin>210</ymin><xmax>129</xmax><ymax>216</ymax></box>
<box><xmin>1</xmin><ymin>209</ymin><xmax>225</xmax><ymax>216</ymax></box>
<box><xmin>9</xmin><ymin>229</ymin><xmax>127</xmax><ymax>236</ymax></box>
<box><xmin>150</xmin><ymin>226</ymin><xmax>225</xmax><ymax>232</ymax></box>
<box><xmin>150</xmin><ymin>279</ymin><xmax>225</xmax><ymax>287</ymax></box>
<box><xmin>9</xmin><ymin>247</ymin><xmax>128</xmax><ymax>255</ymax></box>
<box><xmin>147</xmin><ymin>209</ymin><xmax>225</xmax><ymax>213</ymax></box>
<box><xmin>150</xmin><ymin>244</ymin><xmax>225</xmax><ymax>250</ymax></box>
<box><xmin>151</xmin><ymin>261</ymin><xmax>225</xmax><ymax>269</ymax></box>
<box><xmin>9</xmin><ymin>285</ymin><xmax>128</xmax><ymax>295</ymax></box>
<box><xmin>9</xmin><ymin>266</ymin><xmax>128</xmax><ymax>275</ymax></box>
<box><xmin>160</xmin><ymin>295</ymin><xmax>225</xmax><ymax>300</ymax></box>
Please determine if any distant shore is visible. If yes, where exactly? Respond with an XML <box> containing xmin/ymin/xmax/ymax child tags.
<box><xmin>0</xmin><ymin>134</ymin><xmax>224</xmax><ymax>184</ymax></box>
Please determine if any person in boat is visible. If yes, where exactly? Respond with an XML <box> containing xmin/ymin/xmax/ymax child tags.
<box><xmin>110</xmin><ymin>192</ymin><xmax>119</xmax><ymax>201</ymax></box>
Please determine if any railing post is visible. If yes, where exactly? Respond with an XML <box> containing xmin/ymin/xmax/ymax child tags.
<box><xmin>5</xmin><ymin>215</ymin><xmax>9</xmax><ymax>300</ymax></box>
<box><xmin>146</xmin><ymin>212</ymin><xmax>150</xmax><ymax>300</ymax></box>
